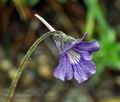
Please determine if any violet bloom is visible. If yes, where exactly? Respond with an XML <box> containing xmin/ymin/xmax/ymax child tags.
<box><xmin>53</xmin><ymin>32</ymin><xmax>100</xmax><ymax>83</ymax></box>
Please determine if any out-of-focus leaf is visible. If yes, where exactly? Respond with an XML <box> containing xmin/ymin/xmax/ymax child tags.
<box><xmin>99</xmin><ymin>29</ymin><xmax>120</xmax><ymax>69</ymax></box>
<box><xmin>108</xmin><ymin>43</ymin><xmax>120</xmax><ymax>70</ymax></box>
<box><xmin>85</xmin><ymin>0</ymin><xmax>120</xmax><ymax>85</ymax></box>
<box><xmin>12</xmin><ymin>0</ymin><xmax>26</xmax><ymax>5</ymax></box>
<box><xmin>100</xmin><ymin>29</ymin><xmax>116</xmax><ymax>44</ymax></box>
<box><xmin>26</xmin><ymin>0</ymin><xmax>40</xmax><ymax>7</ymax></box>
<box><xmin>85</xmin><ymin>0</ymin><xmax>109</xmax><ymax>31</ymax></box>
<box><xmin>58</xmin><ymin>0</ymin><xmax>67</xmax><ymax>4</ymax></box>
<box><xmin>116</xmin><ymin>25</ymin><xmax>120</xmax><ymax>34</ymax></box>
<box><xmin>85</xmin><ymin>10</ymin><xmax>95</xmax><ymax>39</ymax></box>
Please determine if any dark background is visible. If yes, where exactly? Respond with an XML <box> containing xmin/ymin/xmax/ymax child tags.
<box><xmin>0</xmin><ymin>0</ymin><xmax>120</xmax><ymax>102</ymax></box>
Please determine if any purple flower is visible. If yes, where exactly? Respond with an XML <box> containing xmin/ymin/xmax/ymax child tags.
<box><xmin>53</xmin><ymin>32</ymin><xmax>100</xmax><ymax>83</ymax></box>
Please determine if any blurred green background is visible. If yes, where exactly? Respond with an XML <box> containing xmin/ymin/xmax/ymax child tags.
<box><xmin>0</xmin><ymin>0</ymin><xmax>120</xmax><ymax>102</ymax></box>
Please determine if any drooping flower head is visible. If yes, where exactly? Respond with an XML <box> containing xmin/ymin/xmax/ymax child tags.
<box><xmin>53</xmin><ymin>32</ymin><xmax>100</xmax><ymax>83</ymax></box>
<box><xmin>34</xmin><ymin>14</ymin><xmax>100</xmax><ymax>84</ymax></box>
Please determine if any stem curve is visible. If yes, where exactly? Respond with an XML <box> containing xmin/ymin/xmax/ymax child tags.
<box><xmin>3</xmin><ymin>31</ymin><xmax>62</xmax><ymax>102</ymax></box>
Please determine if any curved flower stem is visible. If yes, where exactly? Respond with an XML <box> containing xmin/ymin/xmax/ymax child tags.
<box><xmin>35</xmin><ymin>14</ymin><xmax>56</xmax><ymax>31</ymax></box>
<box><xmin>3</xmin><ymin>31</ymin><xmax>61</xmax><ymax>102</ymax></box>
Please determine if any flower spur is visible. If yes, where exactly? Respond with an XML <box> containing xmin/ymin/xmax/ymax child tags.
<box><xmin>35</xmin><ymin>14</ymin><xmax>100</xmax><ymax>83</ymax></box>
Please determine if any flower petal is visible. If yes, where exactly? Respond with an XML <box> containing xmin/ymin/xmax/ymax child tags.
<box><xmin>73</xmin><ymin>60</ymin><xmax>96</xmax><ymax>83</ymax></box>
<box><xmin>74</xmin><ymin>49</ymin><xmax>92</xmax><ymax>61</ymax></box>
<box><xmin>74</xmin><ymin>41</ymin><xmax>100</xmax><ymax>53</ymax></box>
<box><xmin>67</xmin><ymin>49</ymin><xmax>81</xmax><ymax>64</ymax></box>
<box><xmin>53</xmin><ymin>54</ymin><xmax>73</xmax><ymax>81</ymax></box>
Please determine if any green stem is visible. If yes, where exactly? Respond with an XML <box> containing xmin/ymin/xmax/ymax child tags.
<box><xmin>3</xmin><ymin>31</ymin><xmax>61</xmax><ymax>102</ymax></box>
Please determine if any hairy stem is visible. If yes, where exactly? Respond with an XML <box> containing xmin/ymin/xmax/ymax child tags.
<box><xmin>3</xmin><ymin>31</ymin><xmax>61</xmax><ymax>102</ymax></box>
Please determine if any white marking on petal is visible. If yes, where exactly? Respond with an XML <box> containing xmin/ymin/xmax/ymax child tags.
<box><xmin>67</xmin><ymin>50</ymin><xmax>80</xmax><ymax>64</ymax></box>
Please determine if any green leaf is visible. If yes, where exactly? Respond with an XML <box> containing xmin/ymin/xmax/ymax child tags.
<box><xmin>58</xmin><ymin>0</ymin><xmax>67</xmax><ymax>4</ymax></box>
<box><xmin>85</xmin><ymin>10</ymin><xmax>95</xmax><ymax>39</ymax></box>
<box><xmin>26</xmin><ymin>0</ymin><xmax>40</xmax><ymax>7</ymax></box>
